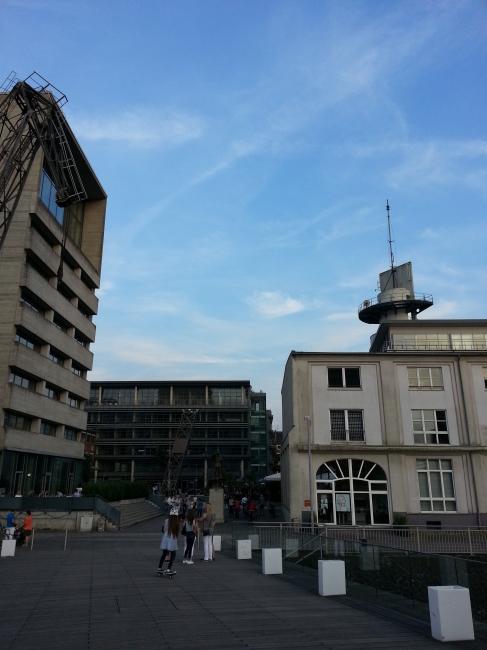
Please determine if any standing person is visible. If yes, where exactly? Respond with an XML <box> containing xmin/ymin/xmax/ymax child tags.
<box><xmin>198</xmin><ymin>502</ymin><xmax>216</xmax><ymax>562</ymax></box>
<box><xmin>228</xmin><ymin>495</ymin><xmax>234</xmax><ymax>517</ymax></box>
<box><xmin>157</xmin><ymin>507</ymin><xmax>180</xmax><ymax>575</ymax></box>
<box><xmin>234</xmin><ymin>497</ymin><xmax>241</xmax><ymax>519</ymax></box>
<box><xmin>6</xmin><ymin>509</ymin><xmax>16</xmax><ymax>539</ymax></box>
<box><xmin>196</xmin><ymin>498</ymin><xmax>204</xmax><ymax>519</ymax></box>
<box><xmin>22</xmin><ymin>510</ymin><xmax>33</xmax><ymax>547</ymax></box>
<box><xmin>183</xmin><ymin>508</ymin><xmax>198</xmax><ymax>564</ymax></box>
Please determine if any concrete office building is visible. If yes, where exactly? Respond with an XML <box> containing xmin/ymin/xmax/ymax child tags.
<box><xmin>0</xmin><ymin>85</ymin><xmax>107</xmax><ymax>496</ymax></box>
<box><xmin>250</xmin><ymin>391</ymin><xmax>270</xmax><ymax>479</ymax></box>
<box><xmin>281</xmin><ymin>261</ymin><xmax>487</xmax><ymax>527</ymax></box>
<box><xmin>86</xmin><ymin>381</ymin><xmax>254</xmax><ymax>490</ymax></box>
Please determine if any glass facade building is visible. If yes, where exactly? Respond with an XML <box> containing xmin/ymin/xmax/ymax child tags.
<box><xmin>86</xmin><ymin>381</ymin><xmax>253</xmax><ymax>490</ymax></box>
<box><xmin>250</xmin><ymin>391</ymin><xmax>270</xmax><ymax>479</ymax></box>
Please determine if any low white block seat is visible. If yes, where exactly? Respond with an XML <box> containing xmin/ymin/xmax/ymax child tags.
<box><xmin>237</xmin><ymin>539</ymin><xmax>252</xmax><ymax>559</ymax></box>
<box><xmin>213</xmin><ymin>535</ymin><xmax>221</xmax><ymax>551</ymax></box>
<box><xmin>1</xmin><ymin>540</ymin><xmax>16</xmax><ymax>557</ymax></box>
<box><xmin>428</xmin><ymin>586</ymin><xmax>475</xmax><ymax>642</ymax></box>
<box><xmin>262</xmin><ymin>548</ymin><xmax>282</xmax><ymax>575</ymax></box>
<box><xmin>318</xmin><ymin>560</ymin><xmax>346</xmax><ymax>596</ymax></box>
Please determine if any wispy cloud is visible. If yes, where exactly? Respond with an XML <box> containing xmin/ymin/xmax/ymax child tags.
<box><xmin>69</xmin><ymin>107</ymin><xmax>203</xmax><ymax>149</ymax></box>
<box><xmin>246</xmin><ymin>291</ymin><xmax>304</xmax><ymax>318</ymax></box>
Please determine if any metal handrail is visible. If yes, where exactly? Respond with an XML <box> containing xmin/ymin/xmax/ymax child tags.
<box><xmin>358</xmin><ymin>292</ymin><xmax>433</xmax><ymax>312</ymax></box>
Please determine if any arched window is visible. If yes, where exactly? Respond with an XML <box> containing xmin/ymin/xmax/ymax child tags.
<box><xmin>315</xmin><ymin>459</ymin><xmax>389</xmax><ymax>525</ymax></box>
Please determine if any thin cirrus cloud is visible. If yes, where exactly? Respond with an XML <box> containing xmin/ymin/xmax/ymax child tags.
<box><xmin>246</xmin><ymin>291</ymin><xmax>304</xmax><ymax>318</ymax></box>
<box><xmin>68</xmin><ymin>107</ymin><xmax>203</xmax><ymax>148</ymax></box>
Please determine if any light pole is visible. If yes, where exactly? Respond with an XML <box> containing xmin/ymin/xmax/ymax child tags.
<box><xmin>304</xmin><ymin>416</ymin><xmax>314</xmax><ymax>534</ymax></box>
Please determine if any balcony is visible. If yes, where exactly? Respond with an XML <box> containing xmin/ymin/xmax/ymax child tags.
<box><xmin>5</xmin><ymin>383</ymin><xmax>88</xmax><ymax>430</ymax></box>
<box><xmin>331</xmin><ymin>429</ymin><xmax>365</xmax><ymax>443</ymax></box>
<box><xmin>3</xmin><ymin>426</ymin><xmax>84</xmax><ymax>459</ymax></box>
<box><xmin>15</xmin><ymin>304</ymin><xmax>93</xmax><ymax>370</ymax></box>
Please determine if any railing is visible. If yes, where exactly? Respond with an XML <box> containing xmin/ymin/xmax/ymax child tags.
<box><xmin>331</xmin><ymin>429</ymin><xmax>365</xmax><ymax>442</ymax></box>
<box><xmin>358</xmin><ymin>292</ymin><xmax>433</xmax><ymax>312</ymax></box>
<box><xmin>232</xmin><ymin>522</ymin><xmax>487</xmax><ymax>555</ymax></box>
<box><xmin>381</xmin><ymin>341</ymin><xmax>487</xmax><ymax>352</ymax></box>
<box><xmin>0</xmin><ymin>495</ymin><xmax>121</xmax><ymax>527</ymax></box>
<box><xmin>232</xmin><ymin>523</ymin><xmax>487</xmax><ymax>622</ymax></box>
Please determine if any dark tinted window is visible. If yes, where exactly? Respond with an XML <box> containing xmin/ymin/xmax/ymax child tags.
<box><xmin>328</xmin><ymin>368</ymin><xmax>343</xmax><ymax>387</ymax></box>
<box><xmin>345</xmin><ymin>367</ymin><xmax>361</xmax><ymax>387</ymax></box>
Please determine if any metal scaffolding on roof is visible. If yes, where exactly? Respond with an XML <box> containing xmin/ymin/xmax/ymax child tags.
<box><xmin>161</xmin><ymin>409</ymin><xmax>198</xmax><ymax>495</ymax></box>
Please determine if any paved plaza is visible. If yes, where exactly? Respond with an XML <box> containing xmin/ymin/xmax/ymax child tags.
<box><xmin>1</xmin><ymin>518</ymin><xmax>486</xmax><ymax>650</ymax></box>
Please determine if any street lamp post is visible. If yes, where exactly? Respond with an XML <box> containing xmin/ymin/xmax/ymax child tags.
<box><xmin>304</xmin><ymin>416</ymin><xmax>314</xmax><ymax>534</ymax></box>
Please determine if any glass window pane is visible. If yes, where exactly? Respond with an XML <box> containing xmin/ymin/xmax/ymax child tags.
<box><xmin>416</xmin><ymin>459</ymin><xmax>428</xmax><ymax>470</ymax></box>
<box><xmin>418</xmin><ymin>473</ymin><xmax>430</xmax><ymax>497</ymax></box>
<box><xmin>372</xmin><ymin>493</ymin><xmax>389</xmax><ymax>524</ymax></box>
<box><xmin>432</xmin><ymin>501</ymin><xmax>444</xmax><ymax>512</ymax></box>
<box><xmin>431</xmin><ymin>368</ymin><xmax>442</xmax><ymax>387</ymax></box>
<box><xmin>408</xmin><ymin>368</ymin><xmax>418</xmax><ymax>387</ymax></box>
<box><xmin>418</xmin><ymin>368</ymin><xmax>430</xmax><ymax>386</ymax></box>
<box><xmin>413</xmin><ymin>421</ymin><xmax>424</xmax><ymax>432</ymax></box>
<box><xmin>412</xmin><ymin>410</ymin><xmax>422</xmax><ymax>421</ymax></box>
<box><xmin>445</xmin><ymin>500</ymin><xmax>456</xmax><ymax>511</ymax></box>
<box><xmin>337</xmin><ymin>459</ymin><xmax>349</xmax><ymax>477</ymax></box>
<box><xmin>351</xmin><ymin>459</ymin><xmax>363</xmax><ymax>478</ymax></box>
<box><xmin>442</xmin><ymin>473</ymin><xmax>455</xmax><ymax>498</ymax></box>
<box><xmin>328</xmin><ymin>368</ymin><xmax>343</xmax><ymax>387</ymax></box>
<box><xmin>344</xmin><ymin>367</ymin><xmax>361</xmax><ymax>387</ymax></box>
<box><xmin>426</xmin><ymin>434</ymin><xmax>437</xmax><ymax>444</ymax></box>
<box><xmin>330</xmin><ymin>410</ymin><xmax>345</xmax><ymax>432</ymax></box>
<box><xmin>366</xmin><ymin>464</ymin><xmax>387</xmax><ymax>481</ymax></box>
<box><xmin>430</xmin><ymin>472</ymin><xmax>443</xmax><ymax>498</ymax></box>
<box><xmin>414</xmin><ymin>434</ymin><xmax>425</xmax><ymax>444</ymax></box>
<box><xmin>420</xmin><ymin>500</ymin><xmax>431</xmax><ymax>512</ymax></box>
<box><xmin>441</xmin><ymin>460</ymin><xmax>452</xmax><ymax>470</ymax></box>
<box><xmin>428</xmin><ymin>459</ymin><xmax>440</xmax><ymax>470</ymax></box>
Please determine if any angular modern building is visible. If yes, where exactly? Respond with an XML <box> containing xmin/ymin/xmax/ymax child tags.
<box><xmin>0</xmin><ymin>77</ymin><xmax>107</xmax><ymax>496</ymax></box>
<box><xmin>281</xmin><ymin>261</ymin><xmax>487</xmax><ymax>527</ymax></box>
<box><xmin>86</xmin><ymin>381</ymin><xmax>253</xmax><ymax>490</ymax></box>
<box><xmin>250</xmin><ymin>391</ymin><xmax>270</xmax><ymax>479</ymax></box>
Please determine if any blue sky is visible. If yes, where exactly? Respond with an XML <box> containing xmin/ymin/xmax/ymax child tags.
<box><xmin>2</xmin><ymin>0</ymin><xmax>487</xmax><ymax>427</ymax></box>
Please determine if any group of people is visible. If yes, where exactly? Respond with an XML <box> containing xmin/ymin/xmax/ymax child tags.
<box><xmin>227</xmin><ymin>493</ymin><xmax>272</xmax><ymax>520</ymax></box>
<box><xmin>4</xmin><ymin>509</ymin><xmax>32</xmax><ymax>547</ymax></box>
<box><xmin>158</xmin><ymin>500</ymin><xmax>216</xmax><ymax>575</ymax></box>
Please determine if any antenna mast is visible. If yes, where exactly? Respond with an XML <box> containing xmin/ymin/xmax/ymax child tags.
<box><xmin>386</xmin><ymin>200</ymin><xmax>397</xmax><ymax>288</ymax></box>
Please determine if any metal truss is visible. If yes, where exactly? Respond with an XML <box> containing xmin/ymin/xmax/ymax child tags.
<box><xmin>0</xmin><ymin>71</ymin><xmax>86</xmax><ymax>253</ymax></box>
<box><xmin>161</xmin><ymin>409</ymin><xmax>198</xmax><ymax>495</ymax></box>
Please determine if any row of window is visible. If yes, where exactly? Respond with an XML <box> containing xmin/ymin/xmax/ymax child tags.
<box><xmin>96</xmin><ymin>428</ymin><xmax>249</xmax><ymax>440</ymax></box>
<box><xmin>4</xmin><ymin>412</ymin><xmax>78</xmax><ymax>441</ymax></box>
<box><xmin>329</xmin><ymin>408</ymin><xmax>451</xmax><ymax>445</ymax></box>
<box><xmin>39</xmin><ymin>167</ymin><xmax>85</xmax><ymax>248</ymax></box>
<box><xmin>89</xmin><ymin>386</ymin><xmax>249</xmax><ymax>406</ymax></box>
<box><xmin>327</xmin><ymin>365</ymin><xmax>487</xmax><ymax>390</ymax></box>
<box><xmin>96</xmin><ymin>444</ymin><xmax>249</xmax><ymax>457</ymax></box>
<box><xmin>20</xmin><ymin>292</ymin><xmax>90</xmax><ymax>348</ymax></box>
<box><xmin>9</xmin><ymin>372</ymin><xmax>82</xmax><ymax>409</ymax></box>
<box><xmin>391</xmin><ymin>332</ymin><xmax>487</xmax><ymax>351</ymax></box>
<box><xmin>88</xmin><ymin>410</ymin><xmax>249</xmax><ymax>424</ymax></box>
<box><xmin>14</xmin><ymin>330</ymin><xmax>85</xmax><ymax>376</ymax></box>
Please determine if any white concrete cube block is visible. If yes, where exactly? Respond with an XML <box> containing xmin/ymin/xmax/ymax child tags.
<box><xmin>1</xmin><ymin>540</ymin><xmax>16</xmax><ymax>557</ymax></box>
<box><xmin>428</xmin><ymin>586</ymin><xmax>475</xmax><ymax>642</ymax></box>
<box><xmin>285</xmin><ymin>538</ymin><xmax>299</xmax><ymax>558</ymax></box>
<box><xmin>213</xmin><ymin>535</ymin><xmax>221</xmax><ymax>551</ymax></box>
<box><xmin>248</xmin><ymin>534</ymin><xmax>260</xmax><ymax>550</ymax></box>
<box><xmin>318</xmin><ymin>560</ymin><xmax>346</xmax><ymax>596</ymax></box>
<box><xmin>262</xmin><ymin>548</ymin><xmax>282</xmax><ymax>575</ymax></box>
<box><xmin>237</xmin><ymin>539</ymin><xmax>252</xmax><ymax>559</ymax></box>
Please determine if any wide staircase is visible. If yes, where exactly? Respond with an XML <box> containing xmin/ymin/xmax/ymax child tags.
<box><xmin>117</xmin><ymin>500</ymin><xmax>164</xmax><ymax>529</ymax></box>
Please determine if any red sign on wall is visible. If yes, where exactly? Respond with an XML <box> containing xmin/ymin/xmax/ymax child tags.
<box><xmin>304</xmin><ymin>500</ymin><xmax>310</xmax><ymax>507</ymax></box>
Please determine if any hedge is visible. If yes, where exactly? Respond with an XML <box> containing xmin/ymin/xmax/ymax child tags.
<box><xmin>81</xmin><ymin>480</ymin><xmax>150</xmax><ymax>502</ymax></box>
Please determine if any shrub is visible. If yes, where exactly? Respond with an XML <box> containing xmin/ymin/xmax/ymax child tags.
<box><xmin>82</xmin><ymin>480</ymin><xmax>150</xmax><ymax>502</ymax></box>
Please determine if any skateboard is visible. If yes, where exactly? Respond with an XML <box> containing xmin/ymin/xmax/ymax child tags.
<box><xmin>157</xmin><ymin>569</ymin><xmax>177</xmax><ymax>579</ymax></box>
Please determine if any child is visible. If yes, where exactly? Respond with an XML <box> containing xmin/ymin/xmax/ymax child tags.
<box><xmin>158</xmin><ymin>507</ymin><xmax>180</xmax><ymax>575</ymax></box>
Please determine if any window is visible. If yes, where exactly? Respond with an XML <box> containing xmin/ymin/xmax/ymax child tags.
<box><xmin>174</xmin><ymin>386</ymin><xmax>205</xmax><ymax>406</ymax></box>
<box><xmin>408</xmin><ymin>367</ymin><xmax>443</xmax><ymax>389</ymax></box>
<box><xmin>209</xmin><ymin>387</ymin><xmax>242</xmax><ymax>405</ymax></box>
<box><xmin>101</xmin><ymin>387</ymin><xmax>135</xmax><ymax>406</ymax></box>
<box><xmin>52</xmin><ymin>315</ymin><xmax>68</xmax><ymax>333</ymax></box>
<box><xmin>74</xmin><ymin>330</ymin><xmax>87</xmax><ymax>347</ymax></box>
<box><xmin>9</xmin><ymin>372</ymin><xmax>35</xmax><ymax>391</ymax></box>
<box><xmin>71</xmin><ymin>363</ymin><xmax>83</xmax><ymax>377</ymax></box>
<box><xmin>67</xmin><ymin>394</ymin><xmax>79</xmax><ymax>408</ymax></box>
<box><xmin>451</xmin><ymin>334</ymin><xmax>487</xmax><ymax>351</ymax></box>
<box><xmin>20</xmin><ymin>292</ymin><xmax>44</xmax><ymax>315</ymax></box>
<box><xmin>417</xmin><ymin>459</ymin><xmax>456</xmax><ymax>512</ymax></box>
<box><xmin>39</xmin><ymin>167</ymin><xmax>64</xmax><ymax>224</ymax></box>
<box><xmin>43</xmin><ymin>384</ymin><xmax>60</xmax><ymax>401</ymax></box>
<box><xmin>89</xmin><ymin>387</ymin><xmax>99</xmax><ymax>405</ymax></box>
<box><xmin>316</xmin><ymin>459</ymin><xmax>389</xmax><ymax>525</ymax></box>
<box><xmin>77</xmin><ymin>300</ymin><xmax>91</xmax><ymax>318</ymax></box>
<box><xmin>40</xmin><ymin>420</ymin><xmax>56</xmax><ymax>436</ymax></box>
<box><xmin>412</xmin><ymin>410</ymin><xmax>449</xmax><ymax>444</ymax></box>
<box><xmin>14</xmin><ymin>332</ymin><xmax>40</xmax><ymax>352</ymax></box>
<box><xmin>328</xmin><ymin>367</ymin><xmax>361</xmax><ymax>388</ymax></box>
<box><xmin>48</xmin><ymin>348</ymin><xmax>65</xmax><ymax>366</ymax></box>
<box><xmin>483</xmin><ymin>368</ymin><xmax>487</xmax><ymax>390</ymax></box>
<box><xmin>26</xmin><ymin>254</ymin><xmax>50</xmax><ymax>280</ymax></box>
<box><xmin>4</xmin><ymin>412</ymin><xmax>32</xmax><ymax>431</ymax></box>
<box><xmin>330</xmin><ymin>410</ymin><xmax>364</xmax><ymax>442</ymax></box>
<box><xmin>392</xmin><ymin>333</ymin><xmax>449</xmax><ymax>351</ymax></box>
<box><xmin>64</xmin><ymin>427</ymin><xmax>77</xmax><ymax>441</ymax></box>
<box><xmin>137</xmin><ymin>387</ymin><xmax>170</xmax><ymax>406</ymax></box>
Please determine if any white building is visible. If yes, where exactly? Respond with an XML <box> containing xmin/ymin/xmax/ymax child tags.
<box><xmin>281</xmin><ymin>262</ymin><xmax>487</xmax><ymax>527</ymax></box>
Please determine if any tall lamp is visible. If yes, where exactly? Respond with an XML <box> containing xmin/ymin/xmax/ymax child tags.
<box><xmin>304</xmin><ymin>416</ymin><xmax>314</xmax><ymax>534</ymax></box>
